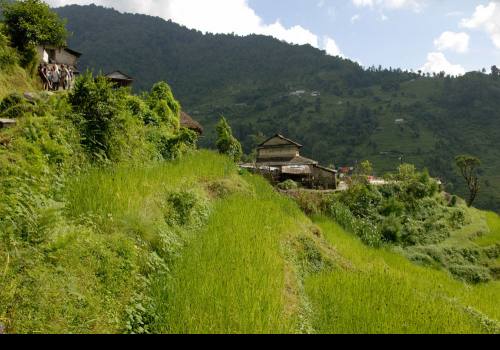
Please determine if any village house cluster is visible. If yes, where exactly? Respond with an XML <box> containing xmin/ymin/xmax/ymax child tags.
<box><xmin>35</xmin><ymin>45</ymin><xmax>136</xmax><ymax>90</ymax></box>
<box><xmin>241</xmin><ymin>134</ymin><xmax>338</xmax><ymax>190</ymax></box>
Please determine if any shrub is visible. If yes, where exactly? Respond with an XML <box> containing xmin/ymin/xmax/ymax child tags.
<box><xmin>277</xmin><ymin>179</ymin><xmax>299</xmax><ymax>190</ymax></box>
<box><xmin>215</xmin><ymin>116</ymin><xmax>242</xmax><ymax>162</ymax></box>
<box><xmin>0</xmin><ymin>32</ymin><xmax>18</xmax><ymax>69</ymax></box>
<box><xmin>296</xmin><ymin>234</ymin><xmax>334</xmax><ymax>274</ymax></box>
<box><xmin>163</xmin><ymin>189</ymin><xmax>209</xmax><ymax>228</ymax></box>
<box><xmin>449</xmin><ymin>265</ymin><xmax>492</xmax><ymax>284</ymax></box>
<box><xmin>326</xmin><ymin>201</ymin><xmax>382</xmax><ymax>247</ymax></box>
<box><xmin>68</xmin><ymin>72</ymin><xmax>124</xmax><ymax>160</ymax></box>
<box><xmin>379</xmin><ymin>197</ymin><xmax>404</xmax><ymax>217</ymax></box>
<box><xmin>147</xmin><ymin>81</ymin><xmax>180</xmax><ymax>130</ymax></box>
<box><xmin>380</xmin><ymin>215</ymin><xmax>402</xmax><ymax>243</ymax></box>
<box><xmin>0</xmin><ymin>93</ymin><xmax>34</xmax><ymax>118</ymax></box>
<box><xmin>339</xmin><ymin>183</ymin><xmax>382</xmax><ymax>219</ymax></box>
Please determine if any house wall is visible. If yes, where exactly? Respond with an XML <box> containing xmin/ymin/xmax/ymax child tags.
<box><xmin>257</xmin><ymin>145</ymin><xmax>299</xmax><ymax>160</ymax></box>
<box><xmin>37</xmin><ymin>46</ymin><xmax>78</xmax><ymax>67</ymax></box>
<box><xmin>36</xmin><ymin>47</ymin><xmax>49</xmax><ymax>63</ymax></box>
<box><xmin>312</xmin><ymin>166</ymin><xmax>337</xmax><ymax>189</ymax></box>
<box><xmin>54</xmin><ymin>49</ymin><xmax>78</xmax><ymax>67</ymax></box>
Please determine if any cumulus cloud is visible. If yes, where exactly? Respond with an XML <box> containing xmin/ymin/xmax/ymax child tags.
<box><xmin>420</xmin><ymin>52</ymin><xmax>465</xmax><ymax>76</ymax></box>
<box><xmin>433</xmin><ymin>31</ymin><xmax>469</xmax><ymax>53</ymax></box>
<box><xmin>460</xmin><ymin>2</ymin><xmax>500</xmax><ymax>49</ymax></box>
<box><xmin>323</xmin><ymin>36</ymin><xmax>343</xmax><ymax>57</ymax></box>
<box><xmin>46</xmin><ymin>0</ymin><xmax>346</xmax><ymax>56</ymax></box>
<box><xmin>351</xmin><ymin>0</ymin><xmax>425</xmax><ymax>12</ymax></box>
<box><xmin>351</xmin><ymin>14</ymin><xmax>361</xmax><ymax>23</ymax></box>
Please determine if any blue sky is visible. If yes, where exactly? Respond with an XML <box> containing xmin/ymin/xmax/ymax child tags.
<box><xmin>46</xmin><ymin>0</ymin><xmax>500</xmax><ymax>75</ymax></box>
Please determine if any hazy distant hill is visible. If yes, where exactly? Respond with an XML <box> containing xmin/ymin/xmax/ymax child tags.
<box><xmin>55</xmin><ymin>4</ymin><xmax>500</xmax><ymax>212</ymax></box>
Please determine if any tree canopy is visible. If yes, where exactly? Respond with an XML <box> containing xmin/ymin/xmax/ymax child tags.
<box><xmin>1</xmin><ymin>0</ymin><xmax>68</xmax><ymax>51</ymax></box>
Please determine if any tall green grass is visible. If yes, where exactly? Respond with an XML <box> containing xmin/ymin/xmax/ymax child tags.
<box><xmin>305</xmin><ymin>217</ymin><xmax>500</xmax><ymax>334</ymax></box>
<box><xmin>1</xmin><ymin>151</ymin><xmax>237</xmax><ymax>333</ymax></box>
<box><xmin>65</xmin><ymin>150</ymin><xmax>234</xmax><ymax>222</ymax></box>
<box><xmin>474</xmin><ymin>212</ymin><xmax>500</xmax><ymax>247</ymax></box>
<box><xmin>149</xmin><ymin>175</ymin><xmax>308</xmax><ymax>334</ymax></box>
<box><xmin>0</xmin><ymin>65</ymin><xmax>38</xmax><ymax>99</ymax></box>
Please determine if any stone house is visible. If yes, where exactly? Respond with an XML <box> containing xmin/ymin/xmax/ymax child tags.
<box><xmin>37</xmin><ymin>45</ymin><xmax>82</xmax><ymax>71</ymax></box>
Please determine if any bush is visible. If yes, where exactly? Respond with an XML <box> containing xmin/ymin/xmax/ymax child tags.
<box><xmin>163</xmin><ymin>189</ymin><xmax>209</xmax><ymax>228</ymax></box>
<box><xmin>147</xmin><ymin>81</ymin><xmax>180</xmax><ymax>130</ymax></box>
<box><xmin>0</xmin><ymin>93</ymin><xmax>34</xmax><ymax>118</ymax></box>
<box><xmin>380</xmin><ymin>215</ymin><xmax>402</xmax><ymax>243</ymax></box>
<box><xmin>0</xmin><ymin>32</ymin><xmax>18</xmax><ymax>69</ymax></box>
<box><xmin>68</xmin><ymin>72</ymin><xmax>125</xmax><ymax>160</ymax></box>
<box><xmin>449</xmin><ymin>265</ymin><xmax>492</xmax><ymax>284</ymax></box>
<box><xmin>277</xmin><ymin>179</ymin><xmax>299</xmax><ymax>190</ymax></box>
<box><xmin>215</xmin><ymin>116</ymin><xmax>242</xmax><ymax>162</ymax></box>
<box><xmin>326</xmin><ymin>201</ymin><xmax>382</xmax><ymax>247</ymax></box>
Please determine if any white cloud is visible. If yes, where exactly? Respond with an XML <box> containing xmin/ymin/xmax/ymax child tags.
<box><xmin>420</xmin><ymin>52</ymin><xmax>465</xmax><ymax>76</ymax></box>
<box><xmin>445</xmin><ymin>11</ymin><xmax>463</xmax><ymax>17</ymax></box>
<box><xmin>351</xmin><ymin>0</ymin><xmax>425</xmax><ymax>12</ymax></box>
<box><xmin>351</xmin><ymin>14</ymin><xmax>361</xmax><ymax>23</ymax></box>
<box><xmin>460</xmin><ymin>2</ymin><xmax>500</xmax><ymax>49</ymax></box>
<box><xmin>323</xmin><ymin>36</ymin><xmax>343</xmax><ymax>57</ymax></box>
<box><xmin>46</xmin><ymin>0</ymin><xmax>345</xmax><ymax>56</ymax></box>
<box><xmin>433</xmin><ymin>31</ymin><xmax>469</xmax><ymax>53</ymax></box>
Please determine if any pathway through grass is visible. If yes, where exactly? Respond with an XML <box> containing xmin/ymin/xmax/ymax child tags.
<box><xmin>150</xmin><ymin>176</ymin><xmax>309</xmax><ymax>333</ymax></box>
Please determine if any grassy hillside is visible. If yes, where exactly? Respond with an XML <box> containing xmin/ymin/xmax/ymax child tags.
<box><xmin>0</xmin><ymin>65</ymin><xmax>37</xmax><ymax>98</ymax></box>
<box><xmin>2</xmin><ymin>135</ymin><xmax>498</xmax><ymax>333</ymax></box>
<box><xmin>0</xmin><ymin>6</ymin><xmax>499</xmax><ymax>333</ymax></box>
<box><xmin>1</xmin><ymin>124</ymin><xmax>499</xmax><ymax>333</ymax></box>
<box><xmin>307</xmin><ymin>218</ymin><xmax>499</xmax><ymax>334</ymax></box>
<box><xmin>54</xmin><ymin>4</ymin><xmax>500</xmax><ymax>213</ymax></box>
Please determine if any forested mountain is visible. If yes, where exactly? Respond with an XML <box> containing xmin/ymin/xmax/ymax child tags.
<box><xmin>55</xmin><ymin>4</ymin><xmax>500</xmax><ymax>212</ymax></box>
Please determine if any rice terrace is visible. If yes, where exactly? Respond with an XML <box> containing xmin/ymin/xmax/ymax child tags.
<box><xmin>0</xmin><ymin>0</ymin><xmax>499</xmax><ymax>335</ymax></box>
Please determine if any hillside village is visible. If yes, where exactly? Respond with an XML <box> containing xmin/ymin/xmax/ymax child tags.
<box><xmin>32</xmin><ymin>41</ymin><xmax>379</xmax><ymax>192</ymax></box>
<box><xmin>0</xmin><ymin>0</ymin><xmax>499</xmax><ymax>335</ymax></box>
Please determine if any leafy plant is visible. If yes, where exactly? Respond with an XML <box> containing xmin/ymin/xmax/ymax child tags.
<box><xmin>215</xmin><ymin>116</ymin><xmax>242</xmax><ymax>162</ymax></box>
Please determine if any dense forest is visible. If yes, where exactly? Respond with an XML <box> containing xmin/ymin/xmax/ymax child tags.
<box><xmin>54</xmin><ymin>5</ymin><xmax>500</xmax><ymax>212</ymax></box>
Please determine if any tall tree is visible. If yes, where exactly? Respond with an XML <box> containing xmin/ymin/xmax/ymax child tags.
<box><xmin>455</xmin><ymin>155</ymin><xmax>481</xmax><ymax>207</ymax></box>
<box><xmin>215</xmin><ymin>116</ymin><xmax>242</xmax><ymax>162</ymax></box>
<box><xmin>1</xmin><ymin>0</ymin><xmax>67</xmax><ymax>51</ymax></box>
<box><xmin>491</xmin><ymin>65</ymin><xmax>499</xmax><ymax>78</ymax></box>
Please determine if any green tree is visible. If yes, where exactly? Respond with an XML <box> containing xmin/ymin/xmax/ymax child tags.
<box><xmin>455</xmin><ymin>155</ymin><xmax>481</xmax><ymax>207</ymax></box>
<box><xmin>359</xmin><ymin>160</ymin><xmax>373</xmax><ymax>177</ymax></box>
<box><xmin>1</xmin><ymin>0</ymin><xmax>67</xmax><ymax>51</ymax></box>
<box><xmin>68</xmin><ymin>71</ymin><xmax>123</xmax><ymax>160</ymax></box>
<box><xmin>215</xmin><ymin>116</ymin><xmax>242</xmax><ymax>162</ymax></box>
<box><xmin>491</xmin><ymin>65</ymin><xmax>499</xmax><ymax>78</ymax></box>
<box><xmin>147</xmin><ymin>81</ymin><xmax>180</xmax><ymax>131</ymax></box>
